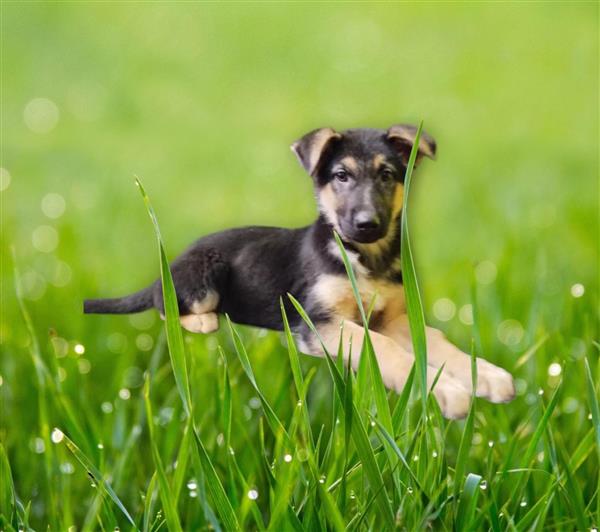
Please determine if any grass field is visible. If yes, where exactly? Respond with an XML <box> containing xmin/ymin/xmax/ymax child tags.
<box><xmin>1</xmin><ymin>3</ymin><xmax>599</xmax><ymax>530</ymax></box>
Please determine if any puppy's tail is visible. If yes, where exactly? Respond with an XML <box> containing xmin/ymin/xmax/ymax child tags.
<box><xmin>83</xmin><ymin>286</ymin><xmax>154</xmax><ymax>314</ymax></box>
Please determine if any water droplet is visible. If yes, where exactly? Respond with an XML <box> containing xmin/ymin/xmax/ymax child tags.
<box><xmin>229</xmin><ymin>447</ymin><xmax>235</xmax><ymax>456</ymax></box>
<box><xmin>370</xmin><ymin>420</ymin><xmax>376</xmax><ymax>427</ymax></box>
<box><xmin>432</xmin><ymin>451</ymin><xmax>438</xmax><ymax>458</ymax></box>
<box><xmin>216</xmin><ymin>433</ymin><xmax>225</xmax><ymax>446</ymax></box>
<box><xmin>189</xmin><ymin>490</ymin><xmax>198</xmax><ymax>498</ymax></box>
<box><xmin>101</xmin><ymin>401</ymin><xmax>113</xmax><ymax>414</ymax></box>
<box><xmin>283</xmin><ymin>453</ymin><xmax>292</xmax><ymax>463</ymax></box>
<box><xmin>97</xmin><ymin>443</ymin><xmax>104</xmax><ymax>450</ymax></box>
<box><xmin>412</xmin><ymin>455</ymin><xmax>419</xmax><ymax>462</ymax></box>
<box><xmin>51</xmin><ymin>337</ymin><xmax>69</xmax><ymax>357</ymax></box>
<box><xmin>547</xmin><ymin>362</ymin><xmax>561</xmax><ymax>377</ymax></box>
<box><xmin>187</xmin><ymin>479</ymin><xmax>198</xmax><ymax>490</ymax></box>
<box><xmin>480</xmin><ymin>480</ymin><xmax>487</xmax><ymax>490</ymax></box>
<box><xmin>488</xmin><ymin>440</ymin><xmax>494</xmax><ymax>448</ymax></box>
<box><xmin>520</xmin><ymin>500</ymin><xmax>527</xmax><ymax>507</ymax></box>
<box><xmin>538</xmin><ymin>388</ymin><xmax>544</xmax><ymax>396</ymax></box>
<box><xmin>32</xmin><ymin>437</ymin><xmax>45</xmax><ymax>454</ymax></box>
<box><xmin>118</xmin><ymin>388</ymin><xmax>131</xmax><ymax>400</ymax></box>
<box><xmin>60</xmin><ymin>461</ymin><xmax>74</xmax><ymax>474</ymax></box>
<box><xmin>407</xmin><ymin>487</ymin><xmax>413</xmax><ymax>494</ymax></box>
<box><xmin>296</xmin><ymin>400</ymin><xmax>303</xmax><ymax>407</ymax></box>
<box><xmin>247</xmin><ymin>489</ymin><xmax>259</xmax><ymax>500</ymax></box>
<box><xmin>248</xmin><ymin>396</ymin><xmax>261</xmax><ymax>409</ymax></box>
<box><xmin>570</xmin><ymin>283</ymin><xmax>585</xmax><ymax>298</ymax></box>
<box><xmin>51</xmin><ymin>428</ymin><xmax>64</xmax><ymax>443</ymax></box>
<box><xmin>319</xmin><ymin>475</ymin><xmax>326</xmax><ymax>484</ymax></box>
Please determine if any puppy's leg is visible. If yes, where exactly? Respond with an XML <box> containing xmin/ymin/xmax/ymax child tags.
<box><xmin>155</xmin><ymin>248</ymin><xmax>227</xmax><ymax>334</ymax></box>
<box><xmin>302</xmin><ymin>320</ymin><xmax>471</xmax><ymax>419</ymax></box>
<box><xmin>382</xmin><ymin>315</ymin><xmax>515</xmax><ymax>403</ymax></box>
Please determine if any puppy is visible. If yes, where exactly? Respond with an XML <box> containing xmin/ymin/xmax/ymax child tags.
<box><xmin>84</xmin><ymin>125</ymin><xmax>515</xmax><ymax>419</ymax></box>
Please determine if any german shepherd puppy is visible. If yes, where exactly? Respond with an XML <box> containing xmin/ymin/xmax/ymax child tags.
<box><xmin>84</xmin><ymin>125</ymin><xmax>515</xmax><ymax>419</ymax></box>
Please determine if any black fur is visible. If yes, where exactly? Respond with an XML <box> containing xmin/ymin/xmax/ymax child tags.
<box><xmin>84</xmin><ymin>125</ymin><xmax>435</xmax><ymax>335</ymax></box>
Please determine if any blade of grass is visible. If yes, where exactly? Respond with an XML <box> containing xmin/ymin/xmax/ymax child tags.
<box><xmin>455</xmin><ymin>473</ymin><xmax>482</xmax><ymax>531</ymax></box>
<box><xmin>288</xmin><ymin>294</ymin><xmax>395</xmax><ymax>528</ymax></box>
<box><xmin>63</xmin><ymin>433</ymin><xmax>136</xmax><ymax>528</ymax></box>
<box><xmin>136</xmin><ymin>178</ymin><xmax>239</xmax><ymax>531</ymax></box>
<box><xmin>399</xmin><ymin>120</ymin><xmax>428</xmax><ymax>411</ymax></box>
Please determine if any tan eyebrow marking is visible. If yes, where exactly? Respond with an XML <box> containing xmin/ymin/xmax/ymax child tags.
<box><xmin>372</xmin><ymin>153</ymin><xmax>389</xmax><ymax>170</ymax></box>
<box><xmin>338</xmin><ymin>156</ymin><xmax>359</xmax><ymax>173</ymax></box>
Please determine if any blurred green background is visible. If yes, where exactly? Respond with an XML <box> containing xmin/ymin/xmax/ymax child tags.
<box><xmin>1</xmin><ymin>2</ymin><xmax>598</xmax><ymax>528</ymax></box>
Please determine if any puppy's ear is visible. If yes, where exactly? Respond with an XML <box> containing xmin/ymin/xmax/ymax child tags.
<box><xmin>291</xmin><ymin>127</ymin><xmax>341</xmax><ymax>176</ymax></box>
<box><xmin>386</xmin><ymin>124</ymin><xmax>436</xmax><ymax>165</ymax></box>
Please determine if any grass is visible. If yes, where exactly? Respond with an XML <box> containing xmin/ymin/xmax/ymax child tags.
<box><xmin>3</xmin><ymin>124</ymin><xmax>599</xmax><ymax>530</ymax></box>
<box><xmin>1</xmin><ymin>3</ymin><xmax>598</xmax><ymax>531</ymax></box>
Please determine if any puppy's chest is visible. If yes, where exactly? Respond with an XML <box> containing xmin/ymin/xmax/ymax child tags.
<box><xmin>311</xmin><ymin>273</ymin><xmax>405</xmax><ymax>325</ymax></box>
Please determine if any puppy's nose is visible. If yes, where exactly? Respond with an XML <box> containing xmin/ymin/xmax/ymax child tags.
<box><xmin>354</xmin><ymin>211</ymin><xmax>380</xmax><ymax>231</ymax></box>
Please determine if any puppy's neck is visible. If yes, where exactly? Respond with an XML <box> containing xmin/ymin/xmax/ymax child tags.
<box><xmin>311</xmin><ymin>214</ymin><xmax>402</xmax><ymax>280</ymax></box>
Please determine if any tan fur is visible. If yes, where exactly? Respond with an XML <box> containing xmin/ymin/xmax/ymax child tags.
<box><xmin>392</xmin><ymin>184</ymin><xmax>404</xmax><ymax>218</ymax></box>
<box><xmin>339</xmin><ymin>156</ymin><xmax>359</xmax><ymax>173</ymax></box>
<box><xmin>318</xmin><ymin>184</ymin><xmax>342</xmax><ymax>233</ymax></box>
<box><xmin>372</xmin><ymin>153</ymin><xmax>387</xmax><ymax>169</ymax></box>
<box><xmin>304</xmin><ymin>319</ymin><xmax>472</xmax><ymax>419</ymax></box>
<box><xmin>311</xmin><ymin>273</ymin><xmax>405</xmax><ymax>327</ymax></box>
<box><xmin>191</xmin><ymin>290</ymin><xmax>219</xmax><ymax>314</ymax></box>
<box><xmin>180</xmin><ymin>313</ymin><xmax>219</xmax><ymax>333</ymax></box>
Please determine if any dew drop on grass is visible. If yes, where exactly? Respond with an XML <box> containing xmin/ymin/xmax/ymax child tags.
<box><xmin>74</xmin><ymin>343</ymin><xmax>85</xmax><ymax>355</ymax></box>
<box><xmin>118</xmin><ymin>388</ymin><xmax>131</xmax><ymax>400</ymax></box>
<box><xmin>247</xmin><ymin>489</ymin><xmax>259</xmax><ymax>500</ymax></box>
<box><xmin>32</xmin><ymin>437</ymin><xmax>45</xmax><ymax>454</ymax></box>
<box><xmin>60</xmin><ymin>462</ymin><xmax>74</xmax><ymax>475</ymax></box>
<box><xmin>51</xmin><ymin>428</ymin><xmax>64</xmax><ymax>443</ymax></box>
<box><xmin>480</xmin><ymin>480</ymin><xmax>487</xmax><ymax>490</ymax></box>
<box><xmin>547</xmin><ymin>362</ymin><xmax>562</xmax><ymax>377</ymax></box>
<box><xmin>407</xmin><ymin>487</ymin><xmax>413</xmax><ymax>494</ymax></box>
<box><xmin>189</xmin><ymin>490</ymin><xmax>198</xmax><ymax>498</ymax></box>
<box><xmin>216</xmin><ymin>433</ymin><xmax>225</xmax><ymax>446</ymax></box>
<box><xmin>520</xmin><ymin>500</ymin><xmax>528</xmax><ymax>507</ymax></box>
<box><xmin>570</xmin><ymin>283</ymin><xmax>585</xmax><ymax>298</ymax></box>
<box><xmin>187</xmin><ymin>479</ymin><xmax>198</xmax><ymax>490</ymax></box>
<box><xmin>432</xmin><ymin>451</ymin><xmax>438</xmax><ymax>458</ymax></box>
<box><xmin>412</xmin><ymin>455</ymin><xmax>419</xmax><ymax>462</ymax></box>
<box><xmin>319</xmin><ymin>475</ymin><xmax>326</xmax><ymax>484</ymax></box>
<box><xmin>538</xmin><ymin>388</ymin><xmax>544</xmax><ymax>396</ymax></box>
<box><xmin>101</xmin><ymin>401</ymin><xmax>113</xmax><ymax>414</ymax></box>
<box><xmin>488</xmin><ymin>441</ymin><xmax>494</xmax><ymax>448</ymax></box>
<box><xmin>97</xmin><ymin>443</ymin><xmax>104</xmax><ymax>450</ymax></box>
<box><xmin>283</xmin><ymin>453</ymin><xmax>293</xmax><ymax>463</ymax></box>
<box><xmin>248</xmin><ymin>396</ymin><xmax>261</xmax><ymax>409</ymax></box>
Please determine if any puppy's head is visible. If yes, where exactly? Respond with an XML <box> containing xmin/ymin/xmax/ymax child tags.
<box><xmin>292</xmin><ymin>125</ymin><xmax>436</xmax><ymax>244</ymax></box>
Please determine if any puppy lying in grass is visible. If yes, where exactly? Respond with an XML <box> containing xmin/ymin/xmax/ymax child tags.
<box><xmin>85</xmin><ymin>124</ymin><xmax>515</xmax><ymax>419</ymax></box>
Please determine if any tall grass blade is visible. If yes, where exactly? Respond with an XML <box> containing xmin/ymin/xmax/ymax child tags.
<box><xmin>399</xmin><ymin>121</ymin><xmax>428</xmax><ymax>411</ymax></box>
<box><xmin>63</xmin><ymin>434</ymin><xmax>136</xmax><ymax>528</ymax></box>
<box><xmin>136</xmin><ymin>178</ymin><xmax>239</xmax><ymax>531</ymax></box>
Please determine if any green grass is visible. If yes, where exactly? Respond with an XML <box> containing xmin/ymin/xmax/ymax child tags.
<box><xmin>1</xmin><ymin>3</ymin><xmax>598</xmax><ymax>531</ymax></box>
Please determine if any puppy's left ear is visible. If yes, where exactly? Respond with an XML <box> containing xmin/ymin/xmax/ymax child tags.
<box><xmin>291</xmin><ymin>127</ymin><xmax>342</xmax><ymax>176</ymax></box>
<box><xmin>386</xmin><ymin>124</ymin><xmax>436</xmax><ymax>165</ymax></box>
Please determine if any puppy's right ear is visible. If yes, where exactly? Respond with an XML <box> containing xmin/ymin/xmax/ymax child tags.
<box><xmin>291</xmin><ymin>128</ymin><xmax>341</xmax><ymax>176</ymax></box>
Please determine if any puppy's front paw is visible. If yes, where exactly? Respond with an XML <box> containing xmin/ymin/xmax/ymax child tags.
<box><xmin>474</xmin><ymin>359</ymin><xmax>515</xmax><ymax>403</ymax></box>
<box><xmin>431</xmin><ymin>374</ymin><xmax>471</xmax><ymax>420</ymax></box>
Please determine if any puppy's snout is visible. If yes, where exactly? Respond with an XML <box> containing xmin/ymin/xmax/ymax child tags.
<box><xmin>354</xmin><ymin>211</ymin><xmax>380</xmax><ymax>232</ymax></box>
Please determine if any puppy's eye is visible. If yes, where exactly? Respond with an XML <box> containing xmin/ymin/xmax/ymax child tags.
<box><xmin>334</xmin><ymin>170</ymin><xmax>349</xmax><ymax>182</ymax></box>
<box><xmin>380</xmin><ymin>169</ymin><xmax>394</xmax><ymax>182</ymax></box>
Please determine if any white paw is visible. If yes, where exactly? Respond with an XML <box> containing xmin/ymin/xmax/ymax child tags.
<box><xmin>444</xmin><ymin>357</ymin><xmax>515</xmax><ymax>404</ymax></box>
<box><xmin>430</xmin><ymin>373</ymin><xmax>471</xmax><ymax>420</ymax></box>
<box><xmin>180</xmin><ymin>313</ymin><xmax>219</xmax><ymax>334</ymax></box>
<box><xmin>473</xmin><ymin>359</ymin><xmax>515</xmax><ymax>403</ymax></box>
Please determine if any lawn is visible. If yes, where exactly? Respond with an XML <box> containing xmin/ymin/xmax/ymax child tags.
<box><xmin>1</xmin><ymin>3</ymin><xmax>598</xmax><ymax>530</ymax></box>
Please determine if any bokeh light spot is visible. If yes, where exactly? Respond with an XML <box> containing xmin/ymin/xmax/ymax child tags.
<box><xmin>433</xmin><ymin>298</ymin><xmax>456</xmax><ymax>321</ymax></box>
<box><xmin>41</xmin><ymin>193</ymin><xmax>66</xmax><ymax>219</ymax></box>
<box><xmin>0</xmin><ymin>168</ymin><xmax>11</xmax><ymax>191</ymax></box>
<box><xmin>24</xmin><ymin>97</ymin><xmax>60</xmax><ymax>134</ymax></box>
<box><xmin>32</xmin><ymin>225</ymin><xmax>59</xmax><ymax>253</ymax></box>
